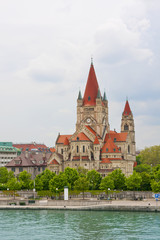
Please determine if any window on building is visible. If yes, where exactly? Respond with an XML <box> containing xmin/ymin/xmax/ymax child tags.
<box><xmin>85</xmin><ymin>164</ymin><xmax>87</xmax><ymax>166</ymax></box>
<box><xmin>77</xmin><ymin>137</ymin><xmax>79</xmax><ymax>141</ymax></box>
<box><xmin>38</xmin><ymin>167</ymin><xmax>41</xmax><ymax>171</ymax></box>
<box><xmin>61</xmin><ymin>149</ymin><xmax>63</xmax><ymax>154</ymax></box>
<box><xmin>106</xmin><ymin>148</ymin><xmax>108</xmax><ymax>152</ymax></box>
<box><xmin>114</xmin><ymin>138</ymin><xmax>116</xmax><ymax>142</ymax></box>
<box><xmin>88</xmin><ymin>96</ymin><xmax>91</xmax><ymax>101</ymax></box>
<box><xmin>19</xmin><ymin>167</ymin><xmax>23</xmax><ymax>172</ymax></box>
<box><xmin>11</xmin><ymin>167</ymin><xmax>15</xmax><ymax>172</ymax></box>
<box><xmin>128</xmin><ymin>145</ymin><xmax>130</xmax><ymax>154</ymax></box>
<box><xmin>77</xmin><ymin>146</ymin><xmax>79</xmax><ymax>153</ymax></box>
<box><xmin>83</xmin><ymin>146</ymin><xmax>85</xmax><ymax>153</ymax></box>
<box><xmin>124</xmin><ymin>124</ymin><xmax>129</xmax><ymax>131</ymax></box>
<box><xmin>113</xmin><ymin>148</ymin><xmax>116</xmax><ymax>152</ymax></box>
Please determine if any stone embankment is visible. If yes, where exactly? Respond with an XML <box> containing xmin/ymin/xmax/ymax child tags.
<box><xmin>0</xmin><ymin>199</ymin><xmax>160</xmax><ymax>212</ymax></box>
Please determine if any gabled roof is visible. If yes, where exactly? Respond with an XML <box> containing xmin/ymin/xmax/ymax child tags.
<box><xmin>94</xmin><ymin>136</ymin><xmax>100</xmax><ymax>145</ymax></box>
<box><xmin>49</xmin><ymin>159</ymin><xmax>59</xmax><ymax>165</ymax></box>
<box><xmin>56</xmin><ymin>135</ymin><xmax>72</xmax><ymax>144</ymax></box>
<box><xmin>101</xmin><ymin>138</ymin><xmax>120</xmax><ymax>153</ymax></box>
<box><xmin>72</xmin><ymin>132</ymin><xmax>91</xmax><ymax>142</ymax></box>
<box><xmin>63</xmin><ymin>137</ymin><xmax>69</xmax><ymax>146</ymax></box>
<box><xmin>6</xmin><ymin>152</ymin><xmax>51</xmax><ymax>167</ymax></box>
<box><xmin>105</xmin><ymin>131</ymin><xmax>128</xmax><ymax>142</ymax></box>
<box><xmin>83</xmin><ymin>63</ymin><xmax>101</xmax><ymax>106</ymax></box>
<box><xmin>85</xmin><ymin>125</ymin><xmax>101</xmax><ymax>139</ymax></box>
<box><xmin>123</xmin><ymin>100</ymin><xmax>132</xmax><ymax>116</ymax></box>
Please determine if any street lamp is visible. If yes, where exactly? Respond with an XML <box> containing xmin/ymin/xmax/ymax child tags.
<box><xmin>56</xmin><ymin>188</ymin><xmax>58</xmax><ymax>200</ymax></box>
<box><xmin>108</xmin><ymin>188</ymin><xmax>110</xmax><ymax>200</ymax></box>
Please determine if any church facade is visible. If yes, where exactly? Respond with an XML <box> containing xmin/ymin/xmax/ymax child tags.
<box><xmin>47</xmin><ymin>62</ymin><xmax>136</xmax><ymax>177</ymax></box>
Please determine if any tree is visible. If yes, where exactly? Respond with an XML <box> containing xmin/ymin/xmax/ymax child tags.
<box><xmin>125</xmin><ymin>171</ymin><xmax>142</xmax><ymax>191</ymax></box>
<box><xmin>134</xmin><ymin>164</ymin><xmax>151</xmax><ymax>173</ymax></box>
<box><xmin>139</xmin><ymin>145</ymin><xmax>160</xmax><ymax>166</ymax></box>
<box><xmin>8</xmin><ymin>171</ymin><xmax>15</xmax><ymax>181</ymax></box>
<box><xmin>109</xmin><ymin>169</ymin><xmax>126</xmax><ymax>190</ymax></box>
<box><xmin>136</xmin><ymin>155</ymin><xmax>141</xmax><ymax>165</ymax></box>
<box><xmin>49</xmin><ymin>173</ymin><xmax>69</xmax><ymax>197</ymax></box>
<box><xmin>74</xmin><ymin>176</ymin><xmax>89</xmax><ymax>199</ymax></box>
<box><xmin>87</xmin><ymin>169</ymin><xmax>102</xmax><ymax>190</ymax></box>
<box><xmin>0</xmin><ymin>167</ymin><xmax>8</xmax><ymax>183</ymax></box>
<box><xmin>151</xmin><ymin>180</ymin><xmax>160</xmax><ymax>193</ymax></box>
<box><xmin>140</xmin><ymin>172</ymin><xmax>151</xmax><ymax>191</ymax></box>
<box><xmin>64</xmin><ymin>167</ymin><xmax>79</xmax><ymax>190</ymax></box>
<box><xmin>40</xmin><ymin>169</ymin><xmax>56</xmax><ymax>190</ymax></box>
<box><xmin>19</xmin><ymin>171</ymin><xmax>32</xmax><ymax>189</ymax></box>
<box><xmin>7</xmin><ymin>178</ymin><xmax>21</xmax><ymax>199</ymax></box>
<box><xmin>77</xmin><ymin>166</ymin><xmax>88</xmax><ymax>177</ymax></box>
<box><xmin>100</xmin><ymin>176</ymin><xmax>115</xmax><ymax>192</ymax></box>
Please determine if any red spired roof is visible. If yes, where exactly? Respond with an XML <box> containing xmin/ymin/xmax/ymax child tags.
<box><xmin>83</xmin><ymin>64</ymin><xmax>100</xmax><ymax>106</ymax></box>
<box><xmin>72</xmin><ymin>132</ymin><xmax>91</xmax><ymax>142</ymax></box>
<box><xmin>123</xmin><ymin>100</ymin><xmax>132</xmax><ymax>116</ymax></box>
<box><xmin>101</xmin><ymin>138</ymin><xmax>120</xmax><ymax>153</ymax></box>
<box><xmin>63</xmin><ymin>137</ymin><xmax>69</xmax><ymax>146</ymax></box>
<box><xmin>94</xmin><ymin>136</ymin><xmax>100</xmax><ymax>145</ymax></box>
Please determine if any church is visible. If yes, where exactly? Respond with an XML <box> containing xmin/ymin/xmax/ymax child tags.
<box><xmin>48</xmin><ymin>62</ymin><xmax>136</xmax><ymax>177</ymax></box>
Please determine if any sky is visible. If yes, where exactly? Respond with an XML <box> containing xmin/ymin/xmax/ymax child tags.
<box><xmin>0</xmin><ymin>0</ymin><xmax>160</xmax><ymax>150</ymax></box>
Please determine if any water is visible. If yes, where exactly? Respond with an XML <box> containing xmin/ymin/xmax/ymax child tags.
<box><xmin>0</xmin><ymin>210</ymin><xmax>160</xmax><ymax>240</ymax></box>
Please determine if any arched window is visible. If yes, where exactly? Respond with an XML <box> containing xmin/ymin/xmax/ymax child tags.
<box><xmin>124</xmin><ymin>124</ymin><xmax>129</xmax><ymax>131</ymax></box>
<box><xmin>88</xmin><ymin>96</ymin><xmax>91</xmax><ymax>101</ymax></box>
<box><xmin>77</xmin><ymin>146</ymin><xmax>79</xmax><ymax>153</ymax></box>
<box><xmin>83</xmin><ymin>146</ymin><xmax>85</xmax><ymax>153</ymax></box>
<box><xmin>128</xmin><ymin>145</ymin><xmax>130</xmax><ymax>153</ymax></box>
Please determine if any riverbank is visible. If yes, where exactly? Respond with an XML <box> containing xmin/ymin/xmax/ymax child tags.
<box><xmin>0</xmin><ymin>199</ymin><xmax>160</xmax><ymax>212</ymax></box>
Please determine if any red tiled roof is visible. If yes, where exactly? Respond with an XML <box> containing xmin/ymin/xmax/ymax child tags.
<box><xmin>85</xmin><ymin>126</ymin><xmax>101</xmax><ymax>139</ymax></box>
<box><xmin>63</xmin><ymin>137</ymin><xmax>69</xmax><ymax>146</ymax></box>
<box><xmin>50</xmin><ymin>147</ymin><xmax>56</xmax><ymax>153</ymax></box>
<box><xmin>13</xmin><ymin>143</ymin><xmax>48</xmax><ymax>152</ymax></box>
<box><xmin>72</xmin><ymin>132</ymin><xmax>91</xmax><ymax>142</ymax></box>
<box><xmin>56</xmin><ymin>135</ymin><xmax>72</xmax><ymax>144</ymax></box>
<box><xmin>105</xmin><ymin>131</ymin><xmax>128</xmax><ymax>142</ymax></box>
<box><xmin>49</xmin><ymin>159</ymin><xmax>59</xmax><ymax>165</ymax></box>
<box><xmin>83</xmin><ymin>64</ymin><xmax>100</xmax><ymax>106</ymax></box>
<box><xmin>101</xmin><ymin>138</ymin><xmax>120</xmax><ymax>153</ymax></box>
<box><xmin>123</xmin><ymin>100</ymin><xmax>132</xmax><ymax>116</ymax></box>
<box><xmin>101</xmin><ymin>158</ymin><xmax>111</xmax><ymax>163</ymax></box>
<box><xmin>94</xmin><ymin>136</ymin><xmax>100</xmax><ymax>144</ymax></box>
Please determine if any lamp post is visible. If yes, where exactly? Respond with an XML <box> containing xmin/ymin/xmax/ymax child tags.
<box><xmin>108</xmin><ymin>188</ymin><xmax>110</xmax><ymax>200</ymax></box>
<box><xmin>56</xmin><ymin>188</ymin><xmax>58</xmax><ymax>200</ymax></box>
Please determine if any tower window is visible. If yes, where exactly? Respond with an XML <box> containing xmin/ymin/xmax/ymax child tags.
<box><xmin>124</xmin><ymin>124</ymin><xmax>129</xmax><ymax>131</ymax></box>
<box><xmin>113</xmin><ymin>148</ymin><xmax>116</xmax><ymax>152</ymax></box>
<box><xmin>114</xmin><ymin>138</ymin><xmax>116</xmax><ymax>142</ymax></box>
<box><xmin>83</xmin><ymin>146</ymin><xmax>85</xmax><ymax>153</ymax></box>
<box><xmin>77</xmin><ymin>137</ymin><xmax>79</xmax><ymax>141</ymax></box>
<box><xmin>77</xmin><ymin>146</ymin><xmax>79</xmax><ymax>153</ymax></box>
<box><xmin>61</xmin><ymin>149</ymin><xmax>63</xmax><ymax>154</ymax></box>
<box><xmin>128</xmin><ymin>145</ymin><xmax>130</xmax><ymax>154</ymax></box>
<box><xmin>88</xmin><ymin>96</ymin><xmax>91</xmax><ymax>101</ymax></box>
<box><xmin>106</xmin><ymin>148</ymin><xmax>108</xmax><ymax>152</ymax></box>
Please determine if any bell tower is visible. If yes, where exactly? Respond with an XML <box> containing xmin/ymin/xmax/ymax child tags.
<box><xmin>76</xmin><ymin>61</ymin><xmax>110</xmax><ymax>137</ymax></box>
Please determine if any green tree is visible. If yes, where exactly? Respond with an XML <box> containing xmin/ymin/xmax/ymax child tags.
<box><xmin>8</xmin><ymin>171</ymin><xmax>15</xmax><ymax>181</ymax></box>
<box><xmin>40</xmin><ymin>169</ymin><xmax>56</xmax><ymax>190</ymax></box>
<box><xmin>49</xmin><ymin>173</ymin><xmax>69</xmax><ymax>197</ymax></box>
<box><xmin>125</xmin><ymin>171</ymin><xmax>142</xmax><ymax>190</ymax></box>
<box><xmin>77</xmin><ymin>166</ymin><xmax>88</xmax><ymax>177</ymax></box>
<box><xmin>136</xmin><ymin>155</ymin><xmax>141</xmax><ymax>165</ymax></box>
<box><xmin>74</xmin><ymin>176</ymin><xmax>89</xmax><ymax>199</ymax></box>
<box><xmin>151</xmin><ymin>180</ymin><xmax>160</xmax><ymax>193</ymax></box>
<box><xmin>7</xmin><ymin>178</ymin><xmax>21</xmax><ymax>199</ymax></box>
<box><xmin>139</xmin><ymin>145</ymin><xmax>160</xmax><ymax>166</ymax></box>
<box><xmin>134</xmin><ymin>164</ymin><xmax>151</xmax><ymax>173</ymax></box>
<box><xmin>100</xmin><ymin>176</ymin><xmax>115</xmax><ymax>192</ymax></box>
<box><xmin>140</xmin><ymin>172</ymin><xmax>151</xmax><ymax>191</ymax></box>
<box><xmin>0</xmin><ymin>167</ymin><xmax>8</xmax><ymax>183</ymax></box>
<box><xmin>19</xmin><ymin>171</ymin><xmax>32</xmax><ymax>189</ymax></box>
<box><xmin>87</xmin><ymin>169</ymin><xmax>102</xmax><ymax>190</ymax></box>
<box><xmin>64</xmin><ymin>167</ymin><xmax>79</xmax><ymax>190</ymax></box>
<box><xmin>109</xmin><ymin>169</ymin><xmax>126</xmax><ymax>190</ymax></box>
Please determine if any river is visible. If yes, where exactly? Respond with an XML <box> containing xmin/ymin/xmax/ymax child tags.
<box><xmin>0</xmin><ymin>210</ymin><xmax>160</xmax><ymax>239</ymax></box>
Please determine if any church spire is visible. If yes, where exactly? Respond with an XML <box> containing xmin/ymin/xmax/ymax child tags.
<box><xmin>83</xmin><ymin>63</ymin><xmax>100</xmax><ymax>106</ymax></box>
<box><xmin>103</xmin><ymin>91</ymin><xmax>107</xmax><ymax>101</ymax></box>
<box><xmin>123</xmin><ymin>100</ymin><xmax>132</xmax><ymax>116</ymax></box>
<box><xmin>78</xmin><ymin>90</ymin><xmax>82</xmax><ymax>100</ymax></box>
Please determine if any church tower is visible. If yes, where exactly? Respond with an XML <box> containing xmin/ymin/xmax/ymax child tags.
<box><xmin>121</xmin><ymin>100</ymin><xmax>135</xmax><ymax>156</ymax></box>
<box><xmin>76</xmin><ymin>62</ymin><xmax>110</xmax><ymax>138</ymax></box>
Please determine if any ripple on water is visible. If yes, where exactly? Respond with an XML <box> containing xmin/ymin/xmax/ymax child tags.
<box><xmin>0</xmin><ymin>210</ymin><xmax>160</xmax><ymax>240</ymax></box>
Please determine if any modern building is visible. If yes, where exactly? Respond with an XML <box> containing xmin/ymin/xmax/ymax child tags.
<box><xmin>47</xmin><ymin>62</ymin><xmax>136</xmax><ymax>177</ymax></box>
<box><xmin>0</xmin><ymin>142</ymin><xmax>19</xmax><ymax>167</ymax></box>
<box><xmin>6</xmin><ymin>151</ymin><xmax>52</xmax><ymax>178</ymax></box>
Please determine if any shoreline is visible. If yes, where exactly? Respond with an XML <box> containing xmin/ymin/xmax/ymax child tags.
<box><xmin>0</xmin><ymin>199</ymin><xmax>159</xmax><ymax>212</ymax></box>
